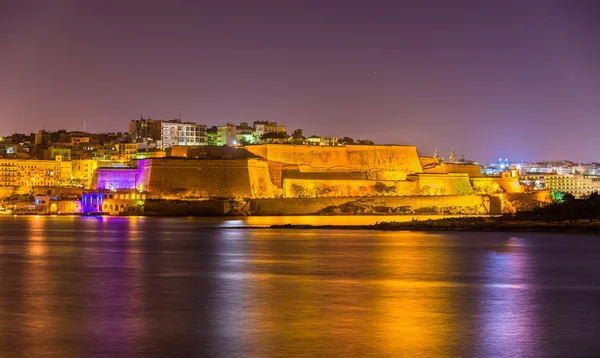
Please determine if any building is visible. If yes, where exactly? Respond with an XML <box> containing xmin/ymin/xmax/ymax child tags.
<box><xmin>253</xmin><ymin>121</ymin><xmax>287</xmax><ymax>142</ymax></box>
<box><xmin>306</xmin><ymin>135</ymin><xmax>338</xmax><ymax>146</ymax></box>
<box><xmin>82</xmin><ymin>191</ymin><xmax>146</xmax><ymax>214</ymax></box>
<box><xmin>217</xmin><ymin>123</ymin><xmax>237</xmax><ymax>146</ymax></box>
<box><xmin>35</xmin><ymin>130</ymin><xmax>50</xmax><ymax>146</ymax></box>
<box><xmin>159</xmin><ymin>120</ymin><xmax>207</xmax><ymax>150</ymax></box>
<box><xmin>206</xmin><ymin>127</ymin><xmax>219</xmax><ymax>146</ymax></box>
<box><xmin>115</xmin><ymin>142</ymin><xmax>138</xmax><ymax>162</ymax></box>
<box><xmin>520</xmin><ymin>173</ymin><xmax>600</xmax><ymax>198</ymax></box>
<box><xmin>34</xmin><ymin>195</ymin><xmax>80</xmax><ymax>214</ymax></box>
<box><xmin>45</xmin><ymin>147</ymin><xmax>72</xmax><ymax>161</ymax></box>
<box><xmin>236</xmin><ymin>122</ymin><xmax>256</xmax><ymax>145</ymax></box>
<box><xmin>128</xmin><ymin>118</ymin><xmax>163</xmax><ymax>141</ymax></box>
<box><xmin>70</xmin><ymin>135</ymin><xmax>91</xmax><ymax>146</ymax></box>
<box><xmin>71</xmin><ymin>159</ymin><xmax>99</xmax><ymax>188</ymax></box>
<box><xmin>0</xmin><ymin>160</ymin><xmax>18</xmax><ymax>187</ymax></box>
<box><xmin>0</xmin><ymin>158</ymin><xmax>72</xmax><ymax>189</ymax></box>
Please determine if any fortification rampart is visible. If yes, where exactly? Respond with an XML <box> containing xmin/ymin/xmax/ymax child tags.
<box><xmin>92</xmin><ymin>168</ymin><xmax>138</xmax><ymax>190</ymax></box>
<box><xmin>249</xmin><ymin>195</ymin><xmax>493</xmax><ymax>215</ymax></box>
<box><xmin>283</xmin><ymin>179</ymin><xmax>417</xmax><ymax>198</ymax></box>
<box><xmin>419</xmin><ymin>157</ymin><xmax>482</xmax><ymax>177</ymax></box>
<box><xmin>136</xmin><ymin>158</ymin><xmax>277</xmax><ymax>198</ymax></box>
<box><xmin>408</xmin><ymin>173</ymin><xmax>475</xmax><ymax>195</ymax></box>
<box><xmin>245</xmin><ymin>144</ymin><xmax>423</xmax><ymax>180</ymax></box>
<box><xmin>472</xmin><ymin>177</ymin><xmax>523</xmax><ymax>194</ymax></box>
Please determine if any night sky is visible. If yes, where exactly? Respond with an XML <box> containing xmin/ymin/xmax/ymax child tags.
<box><xmin>1</xmin><ymin>0</ymin><xmax>599</xmax><ymax>162</ymax></box>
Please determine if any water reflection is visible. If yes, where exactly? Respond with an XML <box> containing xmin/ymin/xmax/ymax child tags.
<box><xmin>229</xmin><ymin>231</ymin><xmax>465</xmax><ymax>356</ymax></box>
<box><xmin>22</xmin><ymin>217</ymin><xmax>55</xmax><ymax>357</ymax></box>
<box><xmin>81</xmin><ymin>217</ymin><xmax>147</xmax><ymax>357</ymax></box>
<box><xmin>210</xmin><ymin>229</ymin><xmax>252</xmax><ymax>356</ymax></box>
<box><xmin>477</xmin><ymin>237</ymin><xmax>541</xmax><ymax>357</ymax></box>
<box><xmin>1</xmin><ymin>217</ymin><xmax>600</xmax><ymax>357</ymax></box>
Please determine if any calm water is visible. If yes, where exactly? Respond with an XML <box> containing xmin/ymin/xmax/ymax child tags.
<box><xmin>1</xmin><ymin>217</ymin><xmax>600</xmax><ymax>357</ymax></box>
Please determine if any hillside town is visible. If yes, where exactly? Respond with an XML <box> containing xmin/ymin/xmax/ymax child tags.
<box><xmin>1</xmin><ymin>118</ymin><xmax>600</xmax><ymax>216</ymax></box>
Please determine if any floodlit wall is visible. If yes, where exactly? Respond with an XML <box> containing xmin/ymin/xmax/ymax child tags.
<box><xmin>283</xmin><ymin>179</ymin><xmax>417</xmax><ymax>198</ymax></box>
<box><xmin>444</xmin><ymin>163</ymin><xmax>482</xmax><ymax>177</ymax></box>
<box><xmin>72</xmin><ymin>159</ymin><xmax>98</xmax><ymax>188</ymax></box>
<box><xmin>136</xmin><ymin>158</ymin><xmax>276</xmax><ymax>198</ymax></box>
<box><xmin>408</xmin><ymin>173</ymin><xmax>475</xmax><ymax>195</ymax></box>
<box><xmin>92</xmin><ymin>168</ymin><xmax>138</xmax><ymax>190</ymax></box>
<box><xmin>83</xmin><ymin>146</ymin><xmax>485</xmax><ymax>201</ymax></box>
<box><xmin>245</xmin><ymin>144</ymin><xmax>423</xmax><ymax>180</ymax></box>
<box><xmin>472</xmin><ymin>177</ymin><xmax>524</xmax><ymax>194</ymax></box>
<box><xmin>249</xmin><ymin>195</ymin><xmax>491</xmax><ymax>215</ymax></box>
<box><xmin>32</xmin><ymin>186</ymin><xmax>84</xmax><ymax>197</ymax></box>
<box><xmin>419</xmin><ymin>157</ymin><xmax>482</xmax><ymax>177</ymax></box>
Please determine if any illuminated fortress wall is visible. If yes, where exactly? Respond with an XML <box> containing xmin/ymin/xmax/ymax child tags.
<box><xmin>408</xmin><ymin>173</ymin><xmax>475</xmax><ymax>195</ymax></box>
<box><xmin>419</xmin><ymin>157</ymin><xmax>482</xmax><ymax>177</ymax></box>
<box><xmin>135</xmin><ymin>158</ymin><xmax>276</xmax><ymax>198</ymax></box>
<box><xmin>87</xmin><ymin>145</ymin><xmax>484</xmax><ymax>201</ymax></box>
<box><xmin>250</xmin><ymin>195</ymin><xmax>491</xmax><ymax>215</ymax></box>
<box><xmin>244</xmin><ymin>144</ymin><xmax>423</xmax><ymax>180</ymax></box>
<box><xmin>283</xmin><ymin>179</ymin><xmax>418</xmax><ymax>198</ymax></box>
<box><xmin>92</xmin><ymin>168</ymin><xmax>138</xmax><ymax>190</ymax></box>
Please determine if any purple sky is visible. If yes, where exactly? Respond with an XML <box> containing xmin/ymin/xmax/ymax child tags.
<box><xmin>1</xmin><ymin>0</ymin><xmax>599</xmax><ymax>162</ymax></box>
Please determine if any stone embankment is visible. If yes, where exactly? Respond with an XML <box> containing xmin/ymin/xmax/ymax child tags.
<box><xmin>316</xmin><ymin>200</ymin><xmax>485</xmax><ymax>215</ymax></box>
<box><xmin>271</xmin><ymin>217</ymin><xmax>600</xmax><ymax>233</ymax></box>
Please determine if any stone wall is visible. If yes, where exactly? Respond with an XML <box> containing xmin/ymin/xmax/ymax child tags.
<box><xmin>504</xmin><ymin>191</ymin><xmax>553</xmax><ymax>212</ymax></box>
<box><xmin>136</xmin><ymin>158</ymin><xmax>276</xmax><ymax>199</ymax></box>
<box><xmin>472</xmin><ymin>177</ymin><xmax>523</xmax><ymax>194</ymax></box>
<box><xmin>419</xmin><ymin>157</ymin><xmax>482</xmax><ymax>177</ymax></box>
<box><xmin>249</xmin><ymin>195</ymin><xmax>492</xmax><ymax>215</ymax></box>
<box><xmin>245</xmin><ymin>144</ymin><xmax>423</xmax><ymax>180</ymax></box>
<box><xmin>32</xmin><ymin>186</ymin><xmax>84</xmax><ymax>197</ymax></box>
<box><xmin>92</xmin><ymin>168</ymin><xmax>138</xmax><ymax>190</ymax></box>
<box><xmin>408</xmin><ymin>173</ymin><xmax>475</xmax><ymax>195</ymax></box>
<box><xmin>1</xmin><ymin>186</ymin><xmax>86</xmax><ymax>199</ymax></box>
<box><xmin>283</xmin><ymin>178</ymin><xmax>417</xmax><ymax>198</ymax></box>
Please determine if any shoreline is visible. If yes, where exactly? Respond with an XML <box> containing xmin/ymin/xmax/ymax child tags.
<box><xmin>4</xmin><ymin>214</ymin><xmax>600</xmax><ymax>234</ymax></box>
<box><xmin>270</xmin><ymin>217</ymin><xmax>600</xmax><ymax>234</ymax></box>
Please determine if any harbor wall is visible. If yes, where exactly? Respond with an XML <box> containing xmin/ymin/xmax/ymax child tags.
<box><xmin>249</xmin><ymin>195</ymin><xmax>493</xmax><ymax>215</ymax></box>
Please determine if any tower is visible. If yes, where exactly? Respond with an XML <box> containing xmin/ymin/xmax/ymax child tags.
<box><xmin>449</xmin><ymin>148</ymin><xmax>456</xmax><ymax>163</ymax></box>
<box><xmin>433</xmin><ymin>148</ymin><xmax>439</xmax><ymax>159</ymax></box>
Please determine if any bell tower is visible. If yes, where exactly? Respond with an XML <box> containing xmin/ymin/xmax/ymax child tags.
<box><xmin>449</xmin><ymin>148</ymin><xmax>456</xmax><ymax>163</ymax></box>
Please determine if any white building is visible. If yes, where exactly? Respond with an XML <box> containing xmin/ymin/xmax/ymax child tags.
<box><xmin>217</xmin><ymin>123</ymin><xmax>237</xmax><ymax>146</ymax></box>
<box><xmin>253</xmin><ymin>121</ymin><xmax>287</xmax><ymax>143</ymax></box>
<box><xmin>158</xmin><ymin>120</ymin><xmax>207</xmax><ymax>149</ymax></box>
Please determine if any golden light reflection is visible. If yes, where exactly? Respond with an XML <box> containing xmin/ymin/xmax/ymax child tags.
<box><xmin>237</xmin><ymin>230</ymin><xmax>461</xmax><ymax>356</ymax></box>
<box><xmin>22</xmin><ymin>217</ymin><xmax>55</xmax><ymax>357</ymax></box>
<box><xmin>127</xmin><ymin>216</ymin><xmax>142</xmax><ymax>241</ymax></box>
<box><xmin>371</xmin><ymin>233</ymin><xmax>459</xmax><ymax>356</ymax></box>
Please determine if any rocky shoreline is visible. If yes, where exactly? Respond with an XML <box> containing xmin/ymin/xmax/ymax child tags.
<box><xmin>271</xmin><ymin>217</ymin><xmax>600</xmax><ymax>233</ymax></box>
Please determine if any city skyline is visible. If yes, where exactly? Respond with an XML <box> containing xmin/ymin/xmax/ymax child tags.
<box><xmin>2</xmin><ymin>0</ymin><xmax>600</xmax><ymax>162</ymax></box>
<box><xmin>0</xmin><ymin>120</ymin><xmax>595</xmax><ymax>165</ymax></box>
